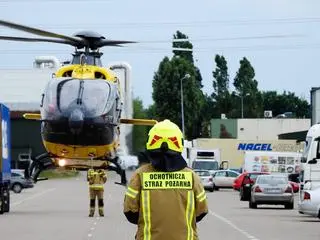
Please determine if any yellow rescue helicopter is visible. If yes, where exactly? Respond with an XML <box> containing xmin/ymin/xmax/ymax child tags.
<box><xmin>0</xmin><ymin>19</ymin><xmax>157</xmax><ymax>185</ymax></box>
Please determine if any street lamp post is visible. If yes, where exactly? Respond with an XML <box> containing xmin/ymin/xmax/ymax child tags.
<box><xmin>180</xmin><ymin>73</ymin><xmax>191</xmax><ymax>137</ymax></box>
<box><xmin>241</xmin><ymin>95</ymin><xmax>244</xmax><ymax>119</ymax></box>
<box><xmin>239</xmin><ymin>93</ymin><xmax>250</xmax><ymax>118</ymax></box>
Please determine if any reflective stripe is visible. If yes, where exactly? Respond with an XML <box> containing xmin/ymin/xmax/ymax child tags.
<box><xmin>198</xmin><ymin>194</ymin><xmax>206</xmax><ymax>202</ymax></box>
<box><xmin>186</xmin><ymin>191</ymin><xmax>195</xmax><ymax>240</ymax></box>
<box><xmin>90</xmin><ymin>184</ymin><xmax>103</xmax><ymax>189</ymax></box>
<box><xmin>128</xmin><ymin>187</ymin><xmax>139</xmax><ymax>195</ymax></box>
<box><xmin>142</xmin><ymin>190</ymin><xmax>151</xmax><ymax>240</ymax></box>
<box><xmin>126</xmin><ymin>187</ymin><xmax>139</xmax><ymax>199</ymax></box>
<box><xmin>196</xmin><ymin>190</ymin><xmax>205</xmax><ymax>199</ymax></box>
<box><xmin>125</xmin><ymin>192</ymin><xmax>136</xmax><ymax>199</ymax></box>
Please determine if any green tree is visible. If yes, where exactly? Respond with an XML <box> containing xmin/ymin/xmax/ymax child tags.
<box><xmin>261</xmin><ymin>91</ymin><xmax>310</xmax><ymax>118</ymax></box>
<box><xmin>146</xmin><ymin>104</ymin><xmax>157</xmax><ymax>119</ymax></box>
<box><xmin>212</xmin><ymin>54</ymin><xmax>232</xmax><ymax>118</ymax></box>
<box><xmin>132</xmin><ymin>98</ymin><xmax>149</xmax><ymax>154</ymax></box>
<box><xmin>233</xmin><ymin>57</ymin><xmax>262</xmax><ymax>118</ymax></box>
<box><xmin>172</xmin><ymin>30</ymin><xmax>203</xmax><ymax>88</ymax></box>
<box><xmin>199</xmin><ymin>94</ymin><xmax>215</xmax><ymax>137</ymax></box>
<box><xmin>172</xmin><ymin>30</ymin><xmax>194</xmax><ymax>63</ymax></box>
<box><xmin>152</xmin><ymin>56</ymin><xmax>204</xmax><ymax>139</ymax></box>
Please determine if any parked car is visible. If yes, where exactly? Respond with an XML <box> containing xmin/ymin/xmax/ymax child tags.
<box><xmin>10</xmin><ymin>170</ymin><xmax>34</xmax><ymax>193</ymax></box>
<box><xmin>229</xmin><ymin>168</ymin><xmax>242</xmax><ymax>173</ymax></box>
<box><xmin>194</xmin><ymin>170</ymin><xmax>214</xmax><ymax>192</ymax></box>
<box><xmin>234</xmin><ymin>171</ymin><xmax>269</xmax><ymax>192</ymax></box>
<box><xmin>212</xmin><ymin>170</ymin><xmax>240</xmax><ymax>190</ymax></box>
<box><xmin>298</xmin><ymin>186</ymin><xmax>320</xmax><ymax>217</ymax></box>
<box><xmin>249</xmin><ymin>174</ymin><xmax>294</xmax><ymax>209</ymax></box>
<box><xmin>262</xmin><ymin>172</ymin><xmax>300</xmax><ymax>193</ymax></box>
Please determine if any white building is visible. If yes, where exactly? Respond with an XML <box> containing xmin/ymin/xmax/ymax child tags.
<box><xmin>210</xmin><ymin>118</ymin><xmax>310</xmax><ymax>140</ymax></box>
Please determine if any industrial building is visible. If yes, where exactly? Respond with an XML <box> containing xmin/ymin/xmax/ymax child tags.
<box><xmin>183</xmin><ymin>117</ymin><xmax>311</xmax><ymax>168</ymax></box>
<box><xmin>210</xmin><ymin>118</ymin><xmax>310</xmax><ymax>140</ymax></box>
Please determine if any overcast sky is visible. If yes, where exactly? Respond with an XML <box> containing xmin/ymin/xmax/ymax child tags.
<box><xmin>1</xmin><ymin>0</ymin><xmax>320</xmax><ymax>108</ymax></box>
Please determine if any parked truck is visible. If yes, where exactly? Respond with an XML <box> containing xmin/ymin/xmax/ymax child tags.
<box><xmin>242</xmin><ymin>151</ymin><xmax>301</xmax><ymax>174</ymax></box>
<box><xmin>0</xmin><ymin>104</ymin><xmax>11</xmax><ymax>214</ymax></box>
<box><xmin>297</xmin><ymin>88</ymin><xmax>320</xmax><ymax>191</ymax></box>
<box><xmin>189</xmin><ymin>148</ymin><xmax>228</xmax><ymax>175</ymax></box>
<box><xmin>298</xmin><ymin>123</ymin><xmax>320</xmax><ymax>191</ymax></box>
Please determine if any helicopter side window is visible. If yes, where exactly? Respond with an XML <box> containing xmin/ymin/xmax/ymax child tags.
<box><xmin>81</xmin><ymin>80</ymin><xmax>114</xmax><ymax>117</ymax></box>
<box><xmin>58</xmin><ymin>80</ymin><xmax>81</xmax><ymax>115</ymax></box>
<box><xmin>62</xmin><ymin>71</ymin><xmax>73</xmax><ymax>77</ymax></box>
<box><xmin>41</xmin><ymin>79</ymin><xmax>62</xmax><ymax>119</ymax></box>
<box><xmin>95</xmin><ymin>72</ymin><xmax>106</xmax><ymax>79</ymax></box>
<box><xmin>72</xmin><ymin>54</ymin><xmax>102</xmax><ymax>66</ymax></box>
<box><xmin>56</xmin><ymin>79</ymin><xmax>75</xmax><ymax>111</ymax></box>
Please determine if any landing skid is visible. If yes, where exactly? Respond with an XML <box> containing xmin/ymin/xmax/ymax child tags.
<box><xmin>24</xmin><ymin>153</ymin><xmax>51</xmax><ymax>183</ymax></box>
<box><xmin>24</xmin><ymin>153</ymin><xmax>127</xmax><ymax>186</ymax></box>
<box><xmin>107</xmin><ymin>157</ymin><xmax>127</xmax><ymax>186</ymax></box>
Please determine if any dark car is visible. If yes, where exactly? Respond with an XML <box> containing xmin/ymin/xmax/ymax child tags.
<box><xmin>10</xmin><ymin>171</ymin><xmax>34</xmax><ymax>193</ymax></box>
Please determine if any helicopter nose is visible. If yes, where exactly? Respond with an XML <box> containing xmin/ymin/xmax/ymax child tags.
<box><xmin>69</xmin><ymin>109</ymin><xmax>84</xmax><ymax>134</ymax></box>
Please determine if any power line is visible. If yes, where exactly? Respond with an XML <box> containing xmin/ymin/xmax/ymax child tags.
<box><xmin>0</xmin><ymin>34</ymin><xmax>306</xmax><ymax>46</ymax></box>
<box><xmin>1</xmin><ymin>43</ymin><xmax>320</xmax><ymax>54</ymax></box>
<box><xmin>0</xmin><ymin>0</ymin><xmax>111</xmax><ymax>2</ymax></box>
<box><xmin>143</xmin><ymin>34</ymin><xmax>305</xmax><ymax>43</ymax></box>
<box><xmin>1</xmin><ymin>17</ymin><xmax>320</xmax><ymax>29</ymax></box>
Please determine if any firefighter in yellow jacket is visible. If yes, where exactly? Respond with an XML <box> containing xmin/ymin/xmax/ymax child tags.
<box><xmin>87</xmin><ymin>168</ymin><xmax>107</xmax><ymax>217</ymax></box>
<box><xmin>123</xmin><ymin>119</ymin><xmax>208</xmax><ymax>240</ymax></box>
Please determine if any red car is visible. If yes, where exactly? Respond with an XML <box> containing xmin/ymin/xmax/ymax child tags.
<box><xmin>233</xmin><ymin>172</ymin><xmax>300</xmax><ymax>193</ymax></box>
<box><xmin>288</xmin><ymin>181</ymin><xmax>299</xmax><ymax>193</ymax></box>
<box><xmin>233</xmin><ymin>172</ymin><xmax>269</xmax><ymax>191</ymax></box>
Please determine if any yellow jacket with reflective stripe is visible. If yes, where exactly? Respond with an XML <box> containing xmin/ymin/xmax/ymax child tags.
<box><xmin>87</xmin><ymin>170</ymin><xmax>107</xmax><ymax>190</ymax></box>
<box><xmin>123</xmin><ymin>164</ymin><xmax>208</xmax><ymax>240</ymax></box>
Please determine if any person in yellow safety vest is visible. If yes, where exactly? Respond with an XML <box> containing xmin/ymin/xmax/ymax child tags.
<box><xmin>87</xmin><ymin>168</ymin><xmax>107</xmax><ymax>217</ymax></box>
<box><xmin>123</xmin><ymin>119</ymin><xmax>208</xmax><ymax>240</ymax></box>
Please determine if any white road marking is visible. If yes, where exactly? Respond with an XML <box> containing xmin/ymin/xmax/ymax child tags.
<box><xmin>85</xmin><ymin>191</ymin><xmax>111</xmax><ymax>239</ymax></box>
<box><xmin>11</xmin><ymin>188</ymin><xmax>56</xmax><ymax>207</ymax></box>
<box><xmin>209</xmin><ymin>210</ymin><xmax>260</xmax><ymax>240</ymax></box>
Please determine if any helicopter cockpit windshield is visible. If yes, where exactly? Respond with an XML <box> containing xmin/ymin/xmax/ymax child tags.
<box><xmin>41</xmin><ymin>78</ymin><xmax>120</xmax><ymax>121</ymax></box>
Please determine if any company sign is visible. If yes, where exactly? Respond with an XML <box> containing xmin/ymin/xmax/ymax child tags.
<box><xmin>238</xmin><ymin>143</ymin><xmax>272</xmax><ymax>151</ymax></box>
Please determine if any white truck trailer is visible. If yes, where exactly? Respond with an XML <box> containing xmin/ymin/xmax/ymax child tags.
<box><xmin>243</xmin><ymin>151</ymin><xmax>301</xmax><ymax>174</ymax></box>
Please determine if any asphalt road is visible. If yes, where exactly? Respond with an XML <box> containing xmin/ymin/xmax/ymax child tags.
<box><xmin>1</xmin><ymin>171</ymin><xmax>320</xmax><ymax>240</ymax></box>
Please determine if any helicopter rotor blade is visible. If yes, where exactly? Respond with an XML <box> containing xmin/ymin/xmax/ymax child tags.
<box><xmin>0</xmin><ymin>35</ymin><xmax>78</xmax><ymax>46</ymax></box>
<box><xmin>96</xmin><ymin>39</ymin><xmax>137</xmax><ymax>48</ymax></box>
<box><xmin>0</xmin><ymin>19</ymin><xmax>82</xmax><ymax>45</ymax></box>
